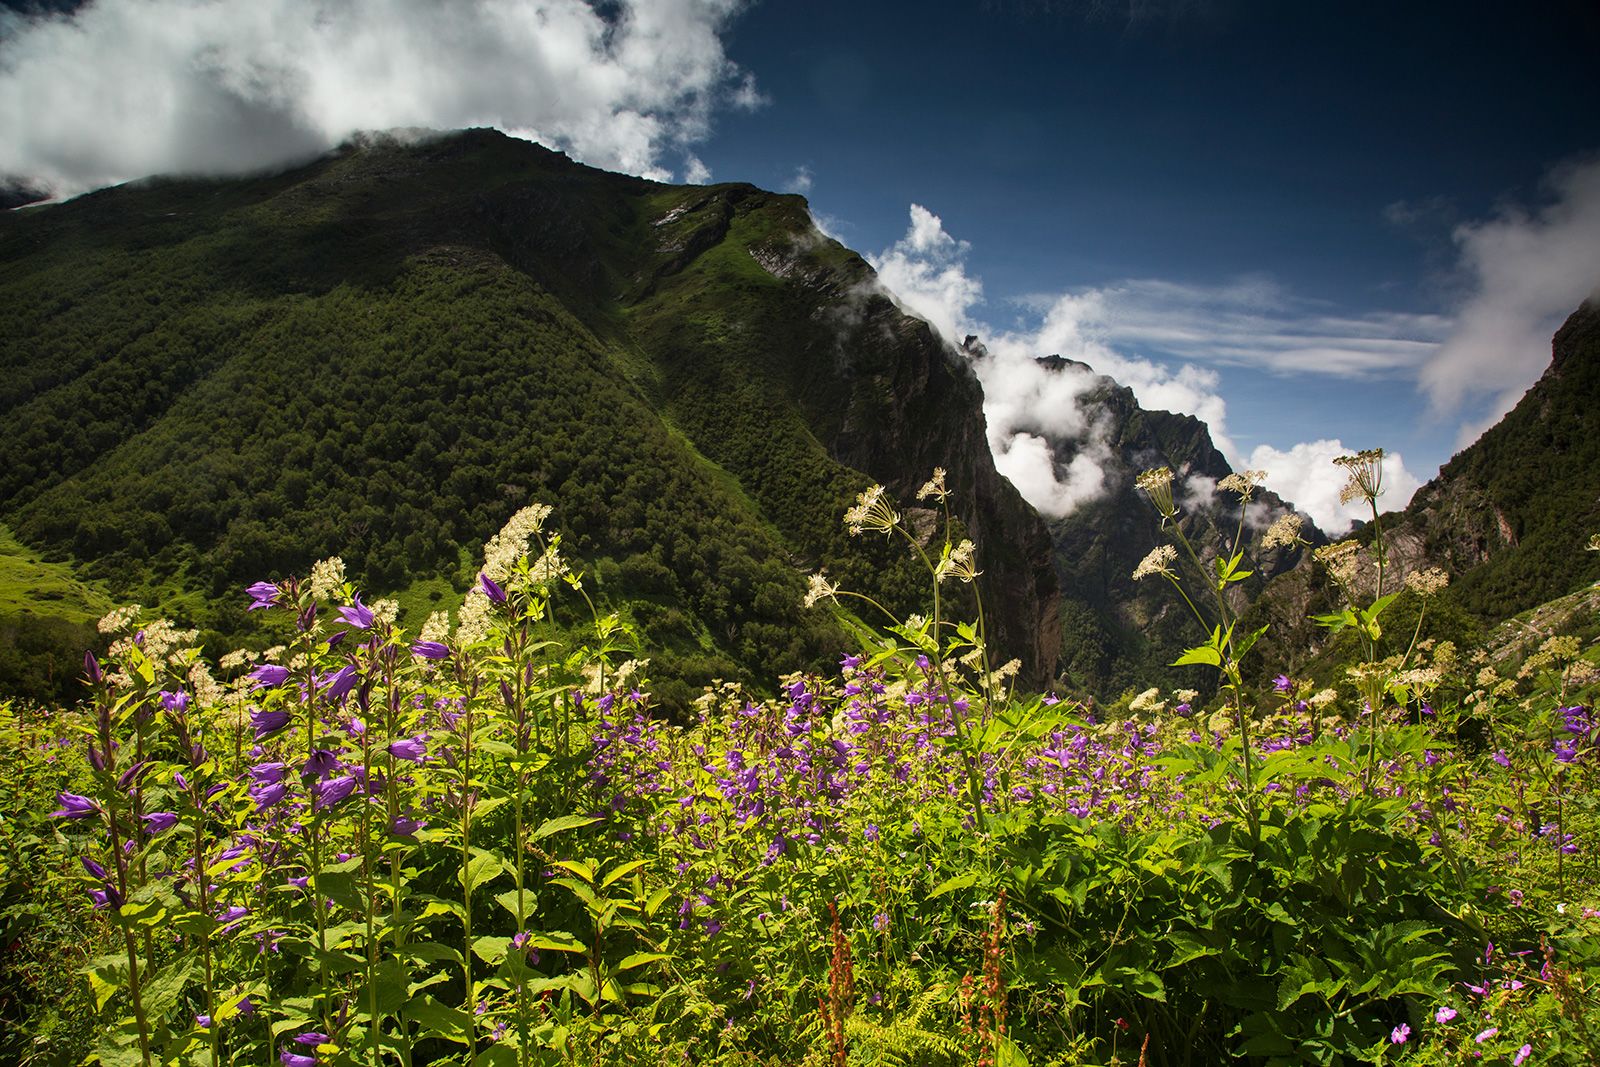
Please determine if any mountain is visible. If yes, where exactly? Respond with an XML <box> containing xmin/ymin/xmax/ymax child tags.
<box><xmin>977</xmin><ymin>352</ymin><xmax>1316</xmax><ymax>696</ymax></box>
<box><xmin>1385</xmin><ymin>300</ymin><xmax>1600</xmax><ymax>612</ymax></box>
<box><xmin>0</xmin><ymin>128</ymin><xmax>1060</xmax><ymax>702</ymax></box>
<box><xmin>1245</xmin><ymin>300</ymin><xmax>1600</xmax><ymax>681</ymax></box>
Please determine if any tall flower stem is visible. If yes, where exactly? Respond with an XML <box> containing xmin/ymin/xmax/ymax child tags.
<box><xmin>96</xmin><ymin>702</ymin><xmax>153</xmax><ymax>1067</ymax></box>
<box><xmin>895</xmin><ymin>525</ymin><xmax>987</xmax><ymax>834</ymax></box>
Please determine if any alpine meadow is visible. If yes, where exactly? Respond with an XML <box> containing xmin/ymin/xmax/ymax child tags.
<box><xmin>1</xmin><ymin>21</ymin><xmax>1599</xmax><ymax>1067</ymax></box>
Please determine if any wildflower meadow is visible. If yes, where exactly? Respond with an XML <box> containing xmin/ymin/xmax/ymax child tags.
<box><xmin>3</xmin><ymin>457</ymin><xmax>1598</xmax><ymax>1067</ymax></box>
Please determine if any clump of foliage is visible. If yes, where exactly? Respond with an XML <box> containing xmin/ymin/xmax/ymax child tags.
<box><xmin>3</xmin><ymin>469</ymin><xmax>1599</xmax><ymax>1066</ymax></box>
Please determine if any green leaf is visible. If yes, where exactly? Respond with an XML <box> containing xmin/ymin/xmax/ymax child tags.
<box><xmin>371</xmin><ymin>958</ymin><xmax>412</xmax><ymax>1017</ymax></box>
<box><xmin>471</xmin><ymin>936</ymin><xmax>512</xmax><ymax>965</ymax></box>
<box><xmin>461</xmin><ymin>849</ymin><xmax>505</xmax><ymax>895</ymax></box>
<box><xmin>929</xmin><ymin>872</ymin><xmax>979</xmax><ymax>898</ymax></box>
<box><xmin>644</xmin><ymin>885</ymin><xmax>673</xmax><ymax>918</ymax></box>
<box><xmin>614</xmin><ymin>951</ymin><xmax>669</xmax><ymax>972</ymax></box>
<box><xmin>405</xmin><ymin>995</ymin><xmax>472</xmax><ymax>1044</ymax></box>
<box><xmin>1173</xmin><ymin>645</ymin><xmax>1222</xmax><ymax>668</ymax></box>
<box><xmin>82</xmin><ymin>955</ymin><xmax>128</xmax><ymax>1012</ymax></box>
<box><xmin>140</xmin><ymin>956</ymin><xmax>196</xmax><ymax>1023</ymax></box>
<box><xmin>600</xmin><ymin>859</ymin><xmax>647</xmax><ymax>889</ymax></box>
<box><xmin>531</xmin><ymin>814</ymin><xmax>603</xmax><ymax>841</ymax></box>
<box><xmin>524</xmin><ymin>931</ymin><xmax>586</xmax><ymax>954</ymax></box>
<box><xmin>495</xmin><ymin>888</ymin><xmax>535</xmax><ymax>922</ymax></box>
<box><xmin>550</xmin><ymin>859</ymin><xmax>596</xmax><ymax>884</ymax></box>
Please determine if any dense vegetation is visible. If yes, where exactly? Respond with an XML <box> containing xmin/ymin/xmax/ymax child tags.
<box><xmin>3</xmin><ymin>470</ymin><xmax>1598</xmax><ymax>1066</ymax></box>
<box><xmin>0</xmin><ymin>130</ymin><xmax>1050</xmax><ymax>707</ymax></box>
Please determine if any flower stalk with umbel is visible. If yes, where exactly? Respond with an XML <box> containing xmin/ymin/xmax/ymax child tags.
<box><xmin>823</xmin><ymin>474</ymin><xmax>991</xmax><ymax>833</ymax></box>
<box><xmin>1132</xmin><ymin>466</ymin><xmax>1289</xmax><ymax>839</ymax></box>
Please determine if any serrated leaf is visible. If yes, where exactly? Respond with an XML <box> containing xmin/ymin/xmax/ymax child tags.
<box><xmin>461</xmin><ymin>849</ymin><xmax>504</xmax><ymax>895</ymax></box>
<box><xmin>1173</xmin><ymin>645</ymin><xmax>1222</xmax><ymax>668</ymax></box>
<box><xmin>644</xmin><ymin>885</ymin><xmax>672</xmax><ymax>918</ymax></box>
<box><xmin>524</xmin><ymin>931</ymin><xmax>585</xmax><ymax>954</ymax></box>
<box><xmin>495</xmin><ymin>888</ymin><xmax>534</xmax><ymax>922</ymax></box>
<box><xmin>549</xmin><ymin>859</ymin><xmax>595</xmax><ymax>884</ymax></box>
<box><xmin>471</xmin><ymin>936</ymin><xmax>512</xmax><ymax>965</ymax></box>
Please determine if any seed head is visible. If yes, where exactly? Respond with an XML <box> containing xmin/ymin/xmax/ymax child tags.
<box><xmin>1135</xmin><ymin>467</ymin><xmax>1177</xmax><ymax>520</ymax></box>
<box><xmin>1132</xmin><ymin>543</ymin><xmax>1178</xmax><ymax>581</ymax></box>
<box><xmin>916</xmin><ymin>467</ymin><xmax>949</xmax><ymax>503</ymax></box>
<box><xmin>803</xmin><ymin>573</ymin><xmax>839</xmax><ymax>608</ymax></box>
<box><xmin>936</xmin><ymin>539</ymin><xmax>981</xmax><ymax>584</ymax></box>
<box><xmin>1333</xmin><ymin>448</ymin><xmax>1385</xmax><ymax>508</ymax></box>
<box><xmin>1260</xmin><ymin>513</ymin><xmax>1305</xmax><ymax>550</ymax></box>
<box><xmin>844</xmin><ymin>484</ymin><xmax>900</xmax><ymax>536</ymax></box>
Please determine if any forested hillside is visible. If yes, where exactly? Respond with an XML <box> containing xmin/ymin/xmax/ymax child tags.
<box><xmin>0</xmin><ymin>129</ymin><xmax>1058</xmax><ymax>702</ymax></box>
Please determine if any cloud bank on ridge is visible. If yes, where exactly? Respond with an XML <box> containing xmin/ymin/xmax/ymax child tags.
<box><xmin>0</xmin><ymin>0</ymin><xmax>757</xmax><ymax>196</ymax></box>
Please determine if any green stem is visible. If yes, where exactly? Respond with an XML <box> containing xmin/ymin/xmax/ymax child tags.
<box><xmin>104</xmin><ymin>763</ymin><xmax>154</xmax><ymax>1067</ymax></box>
<box><xmin>895</xmin><ymin>525</ymin><xmax>987</xmax><ymax>834</ymax></box>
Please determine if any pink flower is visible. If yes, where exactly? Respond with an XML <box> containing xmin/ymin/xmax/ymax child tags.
<box><xmin>1475</xmin><ymin>1027</ymin><xmax>1498</xmax><ymax>1043</ymax></box>
<box><xmin>1435</xmin><ymin>1006</ymin><xmax>1457</xmax><ymax>1023</ymax></box>
<box><xmin>1391</xmin><ymin>1024</ymin><xmax>1410</xmax><ymax>1044</ymax></box>
<box><xmin>1514</xmin><ymin>1044</ymin><xmax>1532</xmax><ymax>1065</ymax></box>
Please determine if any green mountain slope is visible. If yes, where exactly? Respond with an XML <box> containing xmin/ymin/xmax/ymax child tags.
<box><xmin>0</xmin><ymin>129</ymin><xmax>1060</xmax><ymax>701</ymax></box>
<box><xmin>1249</xmin><ymin>299</ymin><xmax>1600</xmax><ymax>682</ymax></box>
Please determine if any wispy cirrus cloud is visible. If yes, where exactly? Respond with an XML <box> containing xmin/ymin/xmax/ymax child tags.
<box><xmin>1041</xmin><ymin>277</ymin><xmax>1451</xmax><ymax>379</ymax></box>
<box><xmin>0</xmin><ymin>0</ymin><xmax>758</xmax><ymax>197</ymax></box>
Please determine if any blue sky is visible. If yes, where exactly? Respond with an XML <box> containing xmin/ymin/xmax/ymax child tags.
<box><xmin>4</xmin><ymin>0</ymin><xmax>1599</xmax><ymax>528</ymax></box>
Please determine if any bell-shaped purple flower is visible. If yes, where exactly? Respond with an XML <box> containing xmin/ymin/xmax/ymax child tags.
<box><xmin>410</xmin><ymin>640</ymin><xmax>450</xmax><ymax>661</ymax></box>
<box><xmin>294</xmin><ymin>1032</ymin><xmax>330</xmax><ymax>1047</ymax></box>
<box><xmin>245</xmin><ymin>581</ymin><xmax>281</xmax><ymax>611</ymax></box>
<box><xmin>479</xmin><ymin>573</ymin><xmax>507</xmax><ymax>605</ymax></box>
<box><xmin>250</xmin><ymin>781</ymin><xmax>290</xmax><ymax>812</ymax></box>
<box><xmin>51</xmin><ymin>792</ymin><xmax>99</xmax><ymax>819</ymax></box>
<box><xmin>250</xmin><ymin>708</ymin><xmax>292</xmax><ymax>740</ymax></box>
<box><xmin>390</xmin><ymin>815</ymin><xmax>425</xmax><ymax>838</ymax></box>
<box><xmin>322</xmin><ymin>664</ymin><xmax>359</xmax><ymax>703</ymax></box>
<box><xmin>280</xmin><ymin>1050</ymin><xmax>316</xmax><ymax>1067</ymax></box>
<box><xmin>141</xmin><ymin>811</ymin><xmax>179</xmax><ymax>835</ymax></box>
<box><xmin>90</xmin><ymin>884</ymin><xmax>123</xmax><ymax>911</ymax></box>
<box><xmin>303</xmin><ymin>749</ymin><xmax>341</xmax><ymax>780</ymax></box>
<box><xmin>217</xmin><ymin>905</ymin><xmax>251</xmax><ymax>934</ymax></box>
<box><xmin>248</xmin><ymin>761</ymin><xmax>288</xmax><ymax>785</ymax></box>
<box><xmin>81</xmin><ymin>856</ymin><xmax>109</xmax><ymax>880</ymax></box>
<box><xmin>338</xmin><ymin>597</ymin><xmax>374</xmax><ymax>630</ymax></box>
<box><xmin>249</xmin><ymin>664</ymin><xmax>291</xmax><ymax>691</ymax></box>
<box><xmin>387</xmin><ymin>736</ymin><xmax>428</xmax><ymax>762</ymax></box>
<box><xmin>159</xmin><ymin>689</ymin><xmax>191</xmax><ymax>713</ymax></box>
<box><xmin>83</xmin><ymin>650</ymin><xmax>103</xmax><ymax>684</ymax></box>
<box><xmin>313</xmin><ymin>775</ymin><xmax>359</xmax><ymax>811</ymax></box>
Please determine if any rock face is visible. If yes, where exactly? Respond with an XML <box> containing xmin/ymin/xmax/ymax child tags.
<box><xmin>989</xmin><ymin>356</ymin><xmax>1315</xmax><ymax>696</ymax></box>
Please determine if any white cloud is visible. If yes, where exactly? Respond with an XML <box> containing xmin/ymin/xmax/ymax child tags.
<box><xmin>1245</xmin><ymin>439</ymin><xmax>1423</xmax><ymax>535</ymax></box>
<box><xmin>1057</xmin><ymin>277</ymin><xmax>1449</xmax><ymax>379</ymax></box>
<box><xmin>783</xmin><ymin>164</ymin><xmax>813</xmax><ymax>195</ymax></box>
<box><xmin>1418</xmin><ymin>157</ymin><xmax>1600</xmax><ymax>445</ymax></box>
<box><xmin>683</xmin><ymin>155</ymin><xmax>712</xmax><ymax>185</ymax></box>
<box><xmin>867</xmin><ymin>204</ymin><xmax>984</xmax><ymax>346</ymax></box>
<box><xmin>866</xmin><ymin>203</ymin><xmax>1429</xmax><ymax>523</ymax></box>
<box><xmin>0</xmin><ymin>0</ymin><xmax>755</xmax><ymax>196</ymax></box>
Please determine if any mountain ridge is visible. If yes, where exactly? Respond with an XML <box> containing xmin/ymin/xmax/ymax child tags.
<box><xmin>0</xmin><ymin>128</ymin><xmax>1061</xmax><ymax>699</ymax></box>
